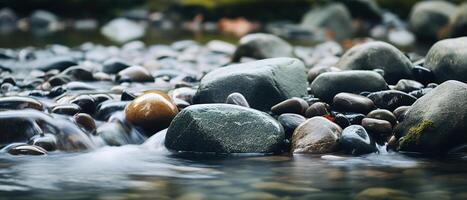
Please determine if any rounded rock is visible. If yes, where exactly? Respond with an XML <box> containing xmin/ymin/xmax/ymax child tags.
<box><xmin>125</xmin><ymin>91</ymin><xmax>178</xmax><ymax>135</ymax></box>
<box><xmin>340</xmin><ymin>125</ymin><xmax>378</xmax><ymax>155</ymax></box>
<box><xmin>271</xmin><ymin>97</ymin><xmax>308</xmax><ymax>115</ymax></box>
<box><xmin>361</xmin><ymin>118</ymin><xmax>392</xmax><ymax>137</ymax></box>
<box><xmin>367</xmin><ymin>109</ymin><xmax>397</xmax><ymax>126</ymax></box>
<box><xmin>291</xmin><ymin>116</ymin><xmax>342</xmax><ymax>154</ymax></box>
<box><xmin>333</xmin><ymin>92</ymin><xmax>375</xmax><ymax>114</ymax></box>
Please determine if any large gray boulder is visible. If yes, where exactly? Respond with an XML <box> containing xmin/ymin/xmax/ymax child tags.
<box><xmin>165</xmin><ymin>104</ymin><xmax>285</xmax><ymax>153</ymax></box>
<box><xmin>301</xmin><ymin>3</ymin><xmax>353</xmax><ymax>40</ymax></box>
<box><xmin>335</xmin><ymin>41</ymin><xmax>413</xmax><ymax>84</ymax></box>
<box><xmin>310</xmin><ymin>70</ymin><xmax>389</xmax><ymax>102</ymax></box>
<box><xmin>396</xmin><ymin>81</ymin><xmax>467</xmax><ymax>154</ymax></box>
<box><xmin>425</xmin><ymin>37</ymin><xmax>467</xmax><ymax>83</ymax></box>
<box><xmin>409</xmin><ymin>1</ymin><xmax>455</xmax><ymax>40</ymax></box>
<box><xmin>232</xmin><ymin>33</ymin><xmax>293</xmax><ymax>62</ymax></box>
<box><xmin>193</xmin><ymin>57</ymin><xmax>308</xmax><ymax>111</ymax></box>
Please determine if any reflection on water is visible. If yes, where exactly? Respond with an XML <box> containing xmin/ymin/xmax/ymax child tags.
<box><xmin>2</xmin><ymin>145</ymin><xmax>467</xmax><ymax>199</ymax></box>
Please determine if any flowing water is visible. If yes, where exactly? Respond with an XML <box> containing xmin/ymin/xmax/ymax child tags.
<box><xmin>1</xmin><ymin>146</ymin><xmax>467</xmax><ymax>199</ymax></box>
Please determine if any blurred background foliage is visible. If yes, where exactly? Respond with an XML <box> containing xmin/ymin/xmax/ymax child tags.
<box><xmin>0</xmin><ymin>0</ymin><xmax>465</xmax><ymax>21</ymax></box>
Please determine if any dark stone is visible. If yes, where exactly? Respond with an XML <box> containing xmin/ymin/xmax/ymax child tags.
<box><xmin>4</xmin><ymin>143</ymin><xmax>47</xmax><ymax>156</ymax></box>
<box><xmin>335</xmin><ymin>41</ymin><xmax>413</xmax><ymax>84</ymax></box>
<box><xmin>165</xmin><ymin>104</ymin><xmax>285</xmax><ymax>153</ymax></box>
<box><xmin>271</xmin><ymin>97</ymin><xmax>308</xmax><ymax>115</ymax></box>
<box><xmin>70</xmin><ymin>95</ymin><xmax>96</xmax><ymax>115</ymax></box>
<box><xmin>333</xmin><ymin>92</ymin><xmax>375</xmax><ymax>114</ymax></box>
<box><xmin>95</xmin><ymin>100</ymin><xmax>129</xmax><ymax>121</ymax></box>
<box><xmin>409</xmin><ymin>88</ymin><xmax>433</xmax><ymax>98</ymax></box>
<box><xmin>28</xmin><ymin>133</ymin><xmax>57</xmax><ymax>151</ymax></box>
<box><xmin>425</xmin><ymin>37</ymin><xmax>467</xmax><ymax>83</ymax></box>
<box><xmin>34</xmin><ymin>56</ymin><xmax>77</xmax><ymax>72</ymax></box>
<box><xmin>344</xmin><ymin>113</ymin><xmax>366</xmax><ymax>125</ymax></box>
<box><xmin>51</xmin><ymin>104</ymin><xmax>81</xmax><ymax>116</ymax></box>
<box><xmin>232</xmin><ymin>33</ymin><xmax>293</xmax><ymax>62</ymax></box>
<box><xmin>116</xmin><ymin>65</ymin><xmax>154</xmax><ymax>83</ymax></box>
<box><xmin>450</xmin><ymin>3</ymin><xmax>467</xmax><ymax>37</ymax></box>
<box><xmin>367</xmin><ymin>90</ymin><xmax>417</xmax><ymax>111</ymax></box>
<box><xmin>225</xmin><ymin>92</ymin><xmax>250</xmax><ymax>107</ymax></box>
<box><xmin>62</xmin><ymin>66</ymin><xmax>94</xmax><ymax>81</ymax></box>
<box><xmin>48</xmin><ymin>75</ymin><xmax>71</xmax><ymax>87</ymax></box>
<box><xmin>394</xmin><ymin>79</ymin><xmax>424</xmax><ymax>93</ymax></box>
<box><xmin>367</xmin><ymin>109</ymin><xmax>397</xmax><ymax>126</ymax></box>
<box><xmin>334</xmin><ymin>113</ymin><xmax>350</xmax><ymax>129</ymax></box>
<box><xmin>0</xmin><ymin>96</ymin><xmax>43</xmax><ymax>110</ymax></box>
<box><xmin>310</xmin><ymin>70</ymin><xmax>388</xmax><ymax>102</ymax></box>
<box><xmin>340</xmin><ymin>125</ymin><xmax>378</xmax><ymax>155</ymax></box>
<box><xmin>95</xmin><ymin>122</ymin><xmax>133</xmax><ymax>146</ymax></box>
<box><xmin>194</xmin><ymin>58</ymin><xmax>308</xmax><ymax>111</ymax></box>
<box><xmin>102</xmin><ymin>58</ymin><xmax>130</xmax><ymax>74</ymax></box>
<box><xmin>278</xmin><ymin>113</ymin><xmax>306</xmax><ymax>138</ymax></box>
<box><xmin>396</xmin><ymin>81</ymin><xmax>467</xmax><ymax>154</ymax></box>
<box><xmin>73</xmin><ymin>113</ymin><xmax>96</xmax><ymax>133</ymax></box>
<box><xmin>362</xmin><ymin>118</ymin><xmax>392</xmax><ymax>137</ymax></box>
<box><xmin>336</xmin><ymin>0</ymin><xmax>382</xmax><ymax>21</ymax></box>
<box><xmin>393</xmin><ymin>106</ymin><xmax>410</xmax><ymax>122</ymax></box>
<box><xmin>305</xmin><ymin>102</ymin><xmax>330</xmax><ymax>118</ymax></box>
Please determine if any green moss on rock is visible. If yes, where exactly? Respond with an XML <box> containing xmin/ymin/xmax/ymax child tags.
<box><xmin>398</xmin><ymin>120</ymin><xmax>435</xmax><ymax>150</ymax></box>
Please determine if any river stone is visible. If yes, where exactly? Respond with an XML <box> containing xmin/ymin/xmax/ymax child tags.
<box><xmin>225</xmin><ymin>92</ymin><xmax>250</xmax><ymax>107</ymax></box>
<box><xmin>193</xmin><ymin>58</ymin><xmax>307</xmax><ymax>111</ymax></box>
<box><xmin>4</xmin><ymin>143</ymin><xmax>47</xmax><ymax>156</ymax></box>
<box><xmin>278</xmin><ymin>113</ymin><xmax>306</xmax><ymax>138</ymax></box>
<box><xmin>232</xmin><ymin>33</ymin><xmax>293</xmax><ymax>62</ymax></box>
<box><xmin>367</xmin><ymin>109</ymin><xmax>397</xmax><ymax>126</ymax></box>
<box><xmin>367</xmin><ymin>90</ymin><xmax>417</xmax><ymax>111</ymax></box>
<box><xmin>291</xmin><ymin>116</ymin><xmax>342</xmax><ymax>154</ymax></box>
<box><xmin>125</xmin><ymin>91</ymin><xmax>178</xmax><ymax>136</ymax></box>
<box><xmin>116</xmin><ymin>65</ymin><xmax>154</xmax><ymax>83</ymax></box>
<box><xmin>102</xmin><ymin>58</ymin><xmax>130</xmax><ymax>74</ymax></box>
<box><xmin>28</xmin><ymin>133</ymin><xmax>57</xmax><ymax>151</ymax></box>
<box><xmin>33</xmin><ymin>56</ymin><xmax>77</xmax><ymax>72</ymax></box>
<box><xmin>0</xmin><ymin>96</ymin><xmax>43</xmax><ymax>110</ymax></box>
<box><xmin>451</xmin><ymin>3</ymin><xmax>467</xmax><ymax>37</ymax></box>
<box><xmin>340</xmin><ymin>125</ymin><xmax>378</xmax><ymax>155</ymax></box>
<box><xmin>336</xmin><ymin>0</ymin><xmax>382</xmax><ymax>21</ymax></box>
<box><xmin>424</xmin><ymin>37</ymin><xmax>467</xmax><ymax>83</ymax></box>
<box><xmin>301</xmin><ymin>3</ymin><xmax>353</xmax><ymax>40</ymax></box>
<box><xmin>305</xmin><ymin>102</ymin><xmax>330</xmax><ymax>118</ymax></box>
<box><xmin>165</xmin><ymin>104</ymin><xmax>285</xmax><ymax>153</ymax></box>
<box><xmin>335</xmin><ymin>41</ymin><xmax>413</xmax><ymax>84</ymax></box>
<box><xmin>409</xmin><ymin>1</ymin><xmax>455</xmax><ymax>40</ymax></box>
<box><xmin>394</xmin><ymin>79</ymin><xmax>424</xmax><ymax>93</ymax></box>
<box><xmin>310</xmin><ymin>70</ymin><xmax>389</xmax><ymax>102</ymax></box>
<box><xmin>396</xmin><ymin>80</ymin><xmax>467</xmax><ymax>154</ymax></box>
<box><xmin>355</xmin><ymin>187</ymin><xmax>412</xmax><ymax>200</ymax></box>
<box><xmin>271</xmin><ymin>97</ymin><xmax>308</xmax><ymax>115</ymax></box>
<box><xmin>333</xmin><ymin>92</ymin><xmax>375</xmax><ymax>114</ymax></box>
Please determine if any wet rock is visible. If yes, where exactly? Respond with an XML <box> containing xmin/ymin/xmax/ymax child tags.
<box><xmin>424</xmin><ymin>37</ymin><xmax>467</xmax><ymax>83</ymax></box>
<box><xmin>51</xmin><ymin>104</ymin><xmax>81</xmax><ymax>115</ymax></box>
<box><xmin>307</xmin><ymin>66</ymin><xmax>340</xmax><ymax>83</ymax></box>
<box><xmin>393</xmin><ymin>106</ymin><xmax>410</xmax><ymax>122</ymax></box>
<box><xmin>34</xmin><ymin>56</ymin><xmax>77</xmax><ymax>72</ymax></box>
<box><xmin>271</xmin><ymin>97</ymin><xmax>308</xmax><ymax>115</ymax></box>
<box><xmin>125</xmin><ymin>91</ymin><xmax>178</xmax><ymax>135</ymax></box>
<box><xmin>4</xmin><ymin>143</ymin><xmax>47</xmax><ymax>156</ymax></box>
<box><xmin>101</xmin><ymin>18</ymin><xmax>146</xmax><ymax>43</ymax></box>
<box><xmin>394</xmin><ymin>79</ymin><xmax>424</xmax><ymax>93</ymax></box>
<box><xmin>61</xmin><ymin>66</ymin><xmax>94</xmax><ymax>81</ymax></box>
<box><xmin>335</xmin><ymin>41</ymin><xmax>413</xmax><ymax>84</ymax></box>
<box><xmin>95</xmin><ymin>122</ymin><xmax>134</xmax><ymax>146</ymax></box>
<box><xmin>310</xmin><ymin>71</ymin><xmax>388</xmax><ymax>102</ymax></box>
<box><xmin>333</xmin><ymin>92</ymin><xmax>375</xmax><ymax>114</ymax></box>
<box><xmin>367</xmin><ymin>109</ymin><xmax>397</xmax><ymax>126</ymax></box>
<box><xmin>28</xmin><ymin>133</ymin><xmax>57</xmax><ymax>151</ymax></box>
<box><xmin>336</xmin><ymin>0</ymin><xmax>382</xmax><ymax>21</ymax></box>
<box><xmin>102</xmin><ymin>58</ymin><xmax>130</xmax><ymax>74</ymax></box>
<box><xmin>95</xmin><ymin>100</ymin><xmax>129</xmax><ymax>121</ymax></box>
<box><xmin>305</xmin><ymin>102</ymin><xmax>330</xmax><ymax>118</ymax></box>
<box><xmin>450</xmin><ymin>3</ymin><xmax>467</xmax><ymax>37</ymax></box>
<box><xmin>29</xmin><ymin>10</ymin><xmax>58</xmax><ymax>31</ymax></box>
<box><xmin>355</xmin><ymin>187</ymin><xmax>412</xmax><ymax>200</ymax></box>
<box><xmin>367</xmin><ymin>90</ymin><xmax>417</xmax><ymax>111</ymax></box>
<box><xmin>69</xmin><ymin>95</ymin><xmax>96</xmax><ymax>114</ymax></box>
<box><xmin>301</xmin><ymin>3</ymin><xmax>353</xmax><ymax>40</ymax></box>
<box><xmin>0</xmin><ymin>96</ymin><xmax>43</xmax><ymax>110</ymax></box>
<box><xmin>345</xmin><ymin>113</ymin><xmax>366</xmax><ymax>125</ymax></box>
<box><xmin>409</xmin><ymin>88</ymin><xmax>433</xmax><ymax>98</ymax></box>
<box><xmin>170</xmin><ymin>87</ymin><xmax>197</xmax><ymax>104</ymax></box>
<box><xmin>396</xmin><ymin>81</ymin><xmax>467</xmax><ymax>154</ymax></box>
<box><xmin>73</xmin><ymin>113</ymin><xmax>96</xmax><ymax>133</ymax></box>
<box><xmin>409</xmin><ymin>1</ymin><xmax>455</xmax><ymax>40</ymax></box>
<box><xmin>48</xmin><ymin>75</ymin><xmax>71</xmax><ymax>87</ymax></box>
<box><xmin>340</xmin><ymin>125</ymin><xmax>378</xmax><ymax>155</ymax></box>
<box><xmin>165</xmin><ymin>104</ymin><xmax>285</xmax><ymax>153</ymax></box>
<box><xmin>278</xmin><ymin>113</ymin><xmax>306</xmax><ymax>138</ymax></box>
<box><xmin>225</xmin><ymin>92</ymin><xmax>250</xmax><ymax>107</ymax></box>
<box><xmin>291</xmin><ymin>116</ymin><xmax>342</xmax><ymax>154</ymax></box>
<box><xmin>194</xmin><ymin>58</ymin><xmax>307</xmax><ymax>111</ymax></box>
<box><xmin>334</xmin><ymin>113</ymin><xmax>350</xmax><ymax>129</ymax></box>
<box><xmin>232</xmin><ymin>33</ymin><xmax>293</xmax><ymax>62</ymax></box>
<box><xmin>362</xmin><ymin>118</ymin><xmax>392</xmax><ymax>138</ymax></box>
<box><xmin>116</xmin><ymin>65</ymin><xmax>154</xmax><ymax>83</ymax></box>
